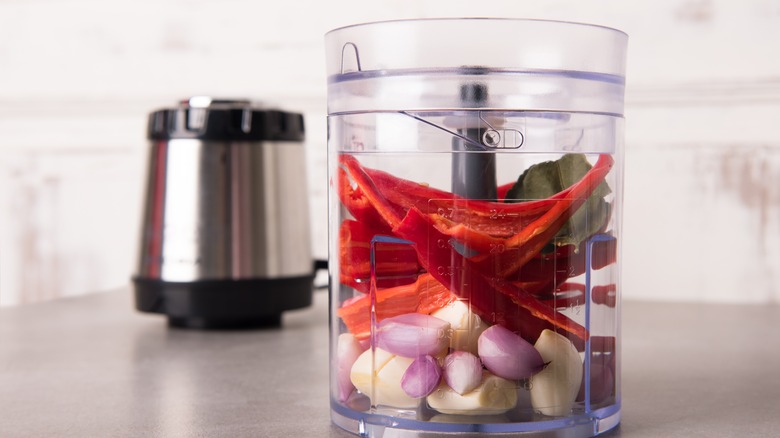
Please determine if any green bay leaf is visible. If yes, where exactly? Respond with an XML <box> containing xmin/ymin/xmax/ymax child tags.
<box><xmin>504</xmin><ymin>153</ymin><xmax>611</xmax><ymax>247</ymax></box>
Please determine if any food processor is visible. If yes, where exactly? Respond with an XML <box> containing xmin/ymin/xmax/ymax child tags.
<box><xmin>326</xmin><ymin>18</ymin><xmax>627</xmax><ymax>436</ymax></box>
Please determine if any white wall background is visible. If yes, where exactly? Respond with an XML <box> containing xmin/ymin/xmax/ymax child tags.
<box><xmin>1</xmin><ymin>0</ymin><xmax>779</xmax><ymax>305</ymax></box>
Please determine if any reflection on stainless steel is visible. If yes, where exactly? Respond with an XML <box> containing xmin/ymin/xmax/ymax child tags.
<box><xmin>137</xmin><ymin>139</ymin><xmax>311</xmax><ymax>281</ymax></box>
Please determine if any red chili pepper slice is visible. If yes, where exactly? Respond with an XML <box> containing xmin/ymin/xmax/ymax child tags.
<box><xmin>506</xmin><ymin>237</ymin><xmax>617</xmax><ymax>284</ymax></box>
<box><xmin>593</xmin><ymin>284</ymin><xmax>617</xmax><ymax>307</ymax></box>
<box><xmin>337</xmin><ymin>222</ymin><xmax>616</xmax><ymax>297</ymax></box>
<box><xmin>341</xmin><ymin>154</ymin><xmax>613</xmax><ymax>275</ymax></box>
<box><xmin>338</xmin><ymin>219</ymin><xmax>420</xmax><ymax>293</ymax></box>
<box><xmin>540</xmin><ymin>283</ymin><xmax>617</xmax><ymax>309</ymax></box>
<box><xmin>337</xmin><ymin>154</ymin><xmax>614</xmax><ymax>345</ymax></box>
<box><xmin>361</xmin><ymin>161</ymin><xmax>557</xmax><ymax>237</ymax></box>
<box><xmin>337</xmin><ymin>165</ymin><xmax>395</xmax><ymax>229</ymax></box>
<box><xmin>338</xmin><ymin>155</ymin><xmax>406</xmax><ymax>228</ymax></box>
<box><xmin>336</xmin><ymin>273</ymin><xmax>457</xmax><ymax>341</ymax></box>
<box><xmin>393</xmin><ymin>207</ymin><xmax>589</xmax><ymax>343</ymax></box>
<box><xmin>463</xmin><ymin>154</ymin><xmax>613</xmax><ymax>248</ymax></box>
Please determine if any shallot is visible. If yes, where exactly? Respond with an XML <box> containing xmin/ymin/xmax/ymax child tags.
<box><xmin>337</xmin><ymin>333</ymin><xmax>366</xmax><ymax>402</ymax></box>
<box><xmin>478</xmin><ymin>325</ymin><xmax>544</xmax><ymax>380</ymax></box>
<box><xmin>376</xmin><ymin>313</ymin><xmax>451</xmax><ymax>357</ymax></box>
<box><xmin>576</xmin><ymin>361</ymin><xmax>614</xmax><ymax>405</ymax></box>
<box><xmin>400</xmin><ymin>355</ymin><xmax>442</xmax><ymax>398</ymax></box>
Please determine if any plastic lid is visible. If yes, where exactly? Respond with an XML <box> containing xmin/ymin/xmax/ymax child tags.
<box><xmin>325</xmin><ymin>19</ymin><xmax>628</xmax><ymax>115</ymax></box>
<box><xmin>147</xmin><ymin>97</ymin><xmax>305</xmax><ymax>141</ymax></box>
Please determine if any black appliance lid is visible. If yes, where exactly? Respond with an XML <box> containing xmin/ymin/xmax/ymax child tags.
<box><xmin>147</xmin><ymin>97</ymin><xmax>305</xmax><ymax>141</ymax></box>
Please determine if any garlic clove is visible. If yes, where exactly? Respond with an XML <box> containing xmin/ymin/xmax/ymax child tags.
<box><xmin>431</xmin><ymin>300</ymin><xmax>488</xmax><ymax>354</ymax></box>
<box><xmin>375</xmin><ymin>355</ymin><xmax>417</xmax><ymax>408</ymax></box>
<box><xmin>350</xmin><ymin>348</ymin><xmax>418</xmax><ymax>409</ymax></box>
<box><xmin>427</xmin><ymin>371</ymin><xmax>517</xmax><ymax>415</ymax></box>
<box><xmin>530</xmin><ymin>329</ymin><xmax>583</xmax><ymax>416</ymax></box>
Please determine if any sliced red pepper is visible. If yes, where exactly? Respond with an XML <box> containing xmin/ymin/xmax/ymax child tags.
<box><xmin>346</xmin><ymin>154</ymin><xmax>613</xmax><ymax>282</ymax></box>
<box><xmin>337</xmin><ymin>165</ymin><xmax>394</xmax><ymax>229</ymax></box>
<box><xmin>341</xmin><ymin>154</ymin><xmax>613</xmax><ymax>248</ymax></box>
<box><xmin>540</xmin><ymin>283</ymin><xmax>587</xmax><ymax>309</ymax></box>
<box><xmin>364</xmin><ymin>162</ymin><xmax>559</xmax><ymax>217</ymax></box>
<box><xmin>470</xmin><ymin>155</ymin><xmax>614</xmax><ymax>277</ymax></box>
<box><xmin>478</xmin><ymin>154</ymin><xmax>613</xmax><ymax>252</ymax></box>
<box><xmin>506</xmin><ymin>237</ymin><xmax>616</xmax><ymax>286</ymax></box>
<box><xmin>338</xmin><ymin>155</ymin><xmax>612</xmax><ymax>346</ymax></box>
<box><xmin>338</xmin><ymin>219</ymin><xmax>420</xmax><ymax>293</ymax></box>
<box><xmin>336</xmin><ymin>273</ymin><xmax>457</xmax><ymax>340</ymax></box>
<box><xmin>507</xmin><ymin>245</ymin><xmax>584</xmax><ymax>284</ymax></box>
<box><xmin>338</xmin><ymin>219</ymin><xmax>614</xmax><ymax>297</ymax></box>
<box><xmin>393</xmin><ymin>207</ymin><xmax>589</xmax><ymax>343</ymax></box>
<box><xmin>338</xmin><ymin>217</ymin><xmax>581</xmax><ymax>296</ymax></box>
<box><xmin>338</xmin><ymin>219</ymin><xmax>372</xmax><ymax>292</ymax></box>
<box><xmin>513</xmin><ymin>276</ymin><xmax>568</xmax><ymax>296</ymax></box>
<box><xmin>540</xmin><ymin>283</ymin><xmax>617</xmax><ymax>309</ymax></box>
<box><xmin>341</xmin><ymin>155</ymin><xmax>559</xmax><ymax>238</ymax></box>
<box><xmin>339</xmin><ymin>155</ymin><xmax>406</xmax><ymax>229</ymax></box>
<box><xmin>593</xmin><ymin>284</ymin><xmax>617</xmax><ymax>307</ymax></box>
<box><xmin>363</xmin><ymin>163</ymin><xmax>556</xmax><ymax>237</ymax></box>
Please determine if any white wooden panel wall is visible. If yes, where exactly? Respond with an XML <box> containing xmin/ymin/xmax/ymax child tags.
<box><xmin>1</xmin><ymin>0</ymin><xmax>779</xmax><ymax>305</ymax></box>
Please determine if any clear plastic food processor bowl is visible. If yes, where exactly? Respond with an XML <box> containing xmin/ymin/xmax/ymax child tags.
<box><xmin>326</xmin><ymin>18</ymin><xmax>627</xmax><ymax>437</ymax></box>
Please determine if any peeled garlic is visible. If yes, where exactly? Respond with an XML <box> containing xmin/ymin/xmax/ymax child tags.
<box><xmin>350</xmin><ymin>348</ymin><xmax>418</xmax><ymax>408</ymax></box>
<box><xmin>431</xmin><ymin>300</ymin><xmax>488</xmax><ymax>354</ymax></box>
<box><xmin>427</xmin><ymin>371</ymin><xmax>517</xmax><ymax>415</ymax></box>
<box><xmin>530</xmin><ymin>329</ymin><xmax>583</xmax><ymax>416</ymax></box>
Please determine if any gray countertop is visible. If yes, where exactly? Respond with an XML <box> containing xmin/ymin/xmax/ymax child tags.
<box><xmin>1</xmin><ymin>289</ymin><xmax>779</xmax><ymax>437</ymax></box>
